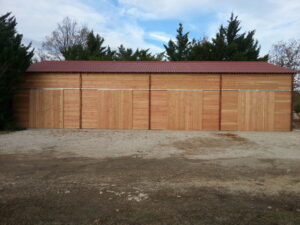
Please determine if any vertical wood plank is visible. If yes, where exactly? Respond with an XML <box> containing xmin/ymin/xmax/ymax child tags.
<box><xmin>132</xmin><ymin>90</ymin><xmax>149</xmax><ymax>129</ymax></box>
<box><xmin>150</xmin><ymin>91</ymin><xmax>168</xmax><ymax>129</ymax></box>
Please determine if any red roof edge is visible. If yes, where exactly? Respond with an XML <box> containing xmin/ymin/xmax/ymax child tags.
<box><xmin>26</xmin><ymin>61</ymin><xmax>296</xmax><ymax>74</ymax></box>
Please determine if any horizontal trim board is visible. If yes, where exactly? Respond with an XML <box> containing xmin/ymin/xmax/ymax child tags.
<box><xmin>22</xmin><ymin>88</ymin><xmax>79</xmax><ymax>90</ymax></box>
<box><xmin>151</xmin><ymin>89</ymin><xmax>220</xmax><ymax>91</ymax></box>
<box><xmin>21</xmin><ymin>88</ymin><xmax>292</xmax><ymax>92</ymax></box>
<box><xmin>222</xmin><ymin>89</ymin><xmax>291</xmax><ymax>92</ymax></box>
<box><xmin>26</xmin><ymin>72</ymin><xmax>295</xmax><ymax>75</ymax></box>
<box><xmin>84</xmin><ymin>88</ymin><xmax>150</xmax><ymax>91</ymax></box>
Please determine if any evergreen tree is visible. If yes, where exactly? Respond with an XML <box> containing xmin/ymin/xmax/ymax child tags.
<box><xmin>0</xmin><ymin>12</ymin><xmax>33</xmax><ymax>129</ymax></box>
<box><xmin>190</xmin><ymin>14</ymin><xmax>268</xmax><ymax>61</ymax></box>
<box><xmin>164</xmin><ymin>23</ymin><xmax>193</xmax><ymax>61</ymax></box>
<box><xmin>103</xmin><ymin>46</ymin><xmax>116</xmax><ymax>60</ymax></box>
<box><xmin>62</xmin><ymin>44</ymin><xmax>86</xmax><ymax>60</ymax></box>
<box><xmin>115</xmin><ymin>45</ymin><xmax>163</xmax><ymax>61</ymax></box>
<box><xmin>188</xmin><ymin>38</ymin><xmax>214</xmax><ymax>60</ymax></box>
<box><xmin>85</xmin><ymin>31</ymin><xmax>107</xmax><ymax>59</ymax></box>
<box><xmin>115</xmin><ymin>45</ymin><xmax>136</xmax><ymax>61</ymax></box>
<box><xmin>62</xmin><ymin>31</ymin><xmax>113</xmax><ymax>60</ymax></box>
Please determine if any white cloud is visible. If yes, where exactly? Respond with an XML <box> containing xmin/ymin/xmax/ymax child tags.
<box><xmin>0</xmin><ymin>0</ymin><xmax>164</xmax><ymax>54</ymax></box>
<box><xmin>0</xmin><ymin>0</ymin><xmax>106</xmax><ymax>41</ymax></box>
<box><xmin>118</xmin><ymin>0</ymin><xmax>300</xmax><ymax>55</ymax></box>
<box><xmin>1</xmin><ymin>0</ymin><xmax>300</xmax><ymax>57</ymax></box>
<box><xmin>148</xmin><ymin>32</ymin><xmax>171</xmax><ymax>43</ymax></box>
<box><xmin>119</xmin><ymin>0</ymin><xmax>212</xmax><ymax>19</ymax></box>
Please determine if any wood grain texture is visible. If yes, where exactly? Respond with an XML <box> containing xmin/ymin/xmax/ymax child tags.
<box><xmin>133</xmin><ymin>91</ymin><xmax>149</xmax><ymax>129</ymax></box>
<box><xmin>14</xmin><ymin>90</ymin><xmax>30</xmax><ymax>127</ymax></box>
<box><xmin>274</xmin><ymin>92</ymin><xmax>291</xmax><ymax>131</ymax></box>
<box><xmin>82</xmin><ymin>73</ymin><xmax>149</xmax><ymax>89</ymax></box>
<box><xmin>222</xmin><ymin>74</ymin><xmax>292</xmax><ymax>90</ymax></box>
<box><xmin>221</xmin><ymin>91</ymin><xmax>291</xmax><ymax>131</ymax></box>
<box><xmin>168</xmin><ymin>91</ymin><xmax>204</xmax><ymax>130</ymax></box>
<box><xmin>203</xmin><ymin>91</ymin><xmax>220</xmax><ymax>130</ymax></box>
<box><xmin>220</xmin><ymin>91</ymin><xmax>238</xmax><ymax>130</ymax></box>
<box><xmin>150</xmin><ymin>74</ymin><xmax>220</xmax><ymax>130</ymax></box>
<box><xmin>150</xmin><ymin>91</ymin><xmax>168</xmax><ymax>129</ymax></box>
<box><xmin>15</xmin><ymin>73</ymin><xmax>292</xmax><ymax>131</ymax></box>
<box><xmin>26</xmin><ymin>89</ymin><xmax>79</xmax><ymax>128</ymax></box>
<box><xmin>151</xmin><ymin>74</ymin><xmax>220</xmax><ymax>89</ymax></box>
<box><xmin>151</xmin><ymin>90</ymin><xmax>219</xmax><ymax>130</ymax></box>
<box><xmin>63</xmin><ymin>90</ymin><xmax>80</xmax><ymax>128</ymax></box>
<box><xmin>81</xmin><ymin>90</ymin><xmax>98</xmax><ymax>128</ymax></box>
<box><xmin>82</xmin><ymin>90</ymin><xmax>149</xmax><ymax>129</ymax></box>
<box><xmin>28</xmin><ymin>90</ymin><xmax>63</xmax><ymax>128</ymax></box>
<box><xmin>23</xmin><ymin>73</ymin><xmax>80</xmax><ymax>88</ymax></box>
<box><xmin>97</xmin><ymin>90</ymin><xmax>133</xmax><ymax>129</ymax></box>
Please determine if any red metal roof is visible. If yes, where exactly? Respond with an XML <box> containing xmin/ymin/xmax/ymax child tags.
<box><xmin>26</xmin><ymin>61</ymin><xmax>295</xmax><ymax>74</ymax></box>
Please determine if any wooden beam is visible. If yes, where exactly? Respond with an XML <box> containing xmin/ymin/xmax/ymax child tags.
<box><xmin>291</xmin><ymin>73</ymin><xmax>294</xmax><ymax>131</ymax></box>
<box><xmin>79</xmin><ymin>72</ymin><xmax>83</xmax><ymax>129</ymax></box>
<box><xmin>149</xmin><ymin>73</ymin><xmax>151</xmax><ymax>130</ymax></box>
<box><xmin>219</xmin><ymin>74</ymin><xmax>222</xmax><ymax>131</ymax></box>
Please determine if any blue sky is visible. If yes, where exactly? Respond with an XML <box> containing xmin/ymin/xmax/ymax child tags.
<box><xmin>1</xmin><ymin>0</ymin><xmax>300</xmax><ymax>56</ymax></box>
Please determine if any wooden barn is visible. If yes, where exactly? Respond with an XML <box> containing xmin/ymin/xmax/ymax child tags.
<box><xmin>14</xmin><ymin>61</ymin><xmax>294</xmax><ymax>131</ymax></box>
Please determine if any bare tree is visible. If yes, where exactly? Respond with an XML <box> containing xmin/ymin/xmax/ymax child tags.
<box><xmin>269</xmin><ymin>39</ymin><xmax>300</xmax><ymax>90</ymax></box>
<box><xmin>41</xmin><ymin>17</ymin><xmax>89</xmax><ymax>60</ymax></box>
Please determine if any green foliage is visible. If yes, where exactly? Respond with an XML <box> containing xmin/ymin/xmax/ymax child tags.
<box><xmin>62</xmin><ymin>31</ymin><xmax>113</xmax><ymax>60</ymax></box>
<box><xmin>63</xmin><ymin>33</ymin><xmax>164</xmax><ymax>61</ymax></box>
<box><xmin>164</xmin><ymin>23</ymin><xmax>193</xmax><ymax>61</ymax></box>
<box><xmin>115</xmin><ymin>45</ymin><xmax>164</xmax><ymax>61</ymax></box>
<box><xmin>0</xmin><ymin>12</ymin><xmax>33</xmax><ymax>130</ymax></box>
<box><xmin>52</xmin><ymin>13</ymin><xmax>267</xmax><ymax>62</ymax></box>
<box><xmin>166</xmin><ymin>14</ymin><xmax>267</xmax><ymax>61</ymax></box>
<box><xmin>211</xmin><ymin>13</ymin><xmax>268</xmax><ymax>61</ymax></box>
<box><xmin>295</xmin><ymin>104</ymin><xmax>300</xmax><ymax>113</ymax></box>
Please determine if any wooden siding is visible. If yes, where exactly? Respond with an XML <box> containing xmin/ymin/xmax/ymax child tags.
<box><xmin>81</xmin><ymin>90</ymin><xmax>149</xmax><ymax>129</ymax></box>
<box><xmin>23</xmin><ymin>73</ymin><xmax>80</xmax><ymax>88</ymax></box>
<box><xmin>28</xmin><ymin>90</ymin><xmax>64</xmax><ymax>128</ymax></box>
<box><xmin>151</xmin><ymin>74</ymin><xmax>219</xmax><ymax>89</ymax></box>
<box><xmin>221</xmin><ymin>74</ymin><xmax>292</xmax><ymax>131</ymax></box>
<box><xmin>150</xmin><ymin>91</ymin><xmax>220</xmax><ymax>130</ymax></box>
<box><xmin>81</xmin><ymin>74</ymin><xmax>150</xmax><ymax>129</ymax></box>
<box><xmin>14</xmin><ymin>90</ymin><xmax>30</xmax><ymax>127</ymax></box>
<box><xmin>150</xmin><ymin>74</ymin><xmax>220</xmax><ymax>130</ymax></box>
<box><xmin>82</xmin><ymin>73</ymin><xmax>149</xmax><ymax>89</ymax></box>
<box><xmin>14</xmin><ymin>72</ymin><xmax>292</xmax><ymax>131</ymax></box>
<box><xmin>133</xmin><ymin>91</ymin><xmax>149</xmax><ymax>129</ymax></box>
<box><xmin>97</xmin><ymin>90</ymin><xmax>133</xmax><ymax>129</ymax></box>
<box><xmin>63</xmin><ymin>90</ymin><xmax>80</xmax><ymax>128</ymax></box>
<box><xmin>14</xmin><ymin>74</ymin><xmax>80</xmax><ymax>128</ymax></box>
<box><xmin>222</xmin><ymin>74</ymin><xmax>291</xmax><ymax>90</ymax></box>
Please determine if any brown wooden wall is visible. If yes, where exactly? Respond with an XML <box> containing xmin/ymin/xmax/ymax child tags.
<box><xmin>150</xmin><ymin>74</ymin><xmax>220</xmax><ymax>130</ymax></box>
<box><xmin>81</xmin><ymin>74</ymin><xmax>149</xmax><ymax>129</ymax></box>
<box><xmin>14</xmin><ymin>73</ymin><xmax>80</xmax><ymax>128</ymax></box>
<box><xmin>221</xmin><ymin>74</ymin><xmax>292</xmax><ymax>131</ymax></box>
<box><xmin>14</xmin><ymin>73</ymin><xmax>292</xmax><ymax>131</ymax></box>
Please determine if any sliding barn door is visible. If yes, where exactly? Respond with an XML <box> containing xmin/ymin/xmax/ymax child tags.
<box><xmin>221</xmin><ymin>74</ymin><xmax>292</xmax><ymax>131</ymax></box>
<box><xmin>150</xmin><ymin>74</ymin><xmax>220</xmax><ymax>130</ymax></box>
<box><xmin>14</xmin><ymin>73</ymin><xmax>81</xmax><ymax>128</ymax></box>
<box><xmin>81</xmin><ymin>74</ymin><xmax>149</xmax><ymax>129</ymax></box>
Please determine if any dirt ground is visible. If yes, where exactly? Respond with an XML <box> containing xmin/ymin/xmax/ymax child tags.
<box><xmin>0</xmin><ymin>129</ymin><xmax>300</xmax><ymax>225</ymax></box>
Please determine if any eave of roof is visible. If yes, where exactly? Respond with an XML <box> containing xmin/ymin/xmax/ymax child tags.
<box><xmin>26</xmin><ymin>61</ymin><xmax>296</xmax><ymax>74</ymax></box>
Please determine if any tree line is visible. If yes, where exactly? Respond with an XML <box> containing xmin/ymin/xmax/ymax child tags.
<box><xmin>39</xmin><ymin>14</ymin><xmax>268</xmax><ymax>61</ymax></box>
<box><xmin>0</xmin><ymin>12</ymin><xmax>300</xmax><ymax>129</ymax></box>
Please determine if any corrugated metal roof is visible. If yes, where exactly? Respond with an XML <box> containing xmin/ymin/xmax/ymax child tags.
<box><xmin>26</xmin><ymin>61</ymin><xmax>295</xmax><ymax>74</ymax></box>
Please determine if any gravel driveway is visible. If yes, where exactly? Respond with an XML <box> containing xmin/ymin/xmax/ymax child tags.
<box><xmin>0</xmin><ymin>129</ymin><xmax>300</xmax><ymax>225</ymax></box>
